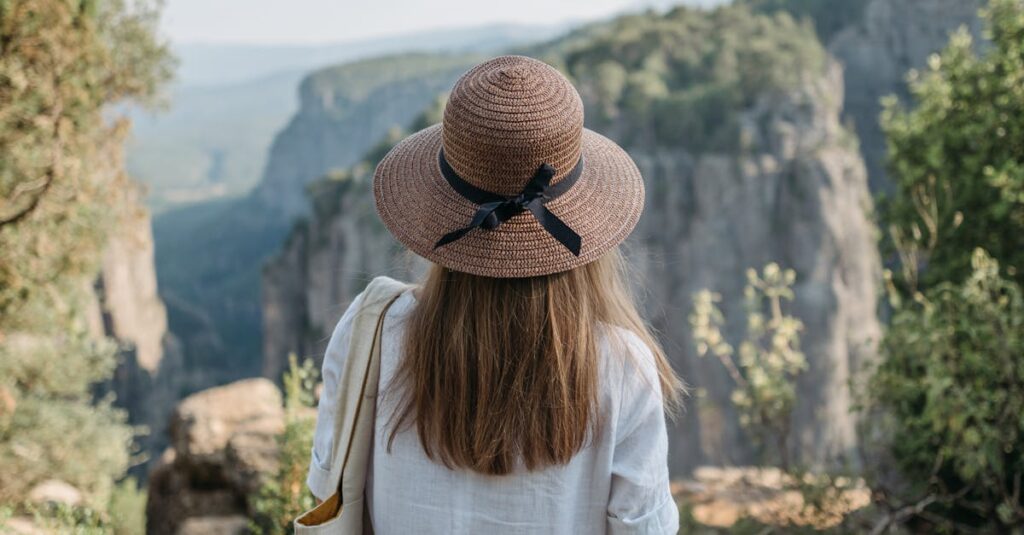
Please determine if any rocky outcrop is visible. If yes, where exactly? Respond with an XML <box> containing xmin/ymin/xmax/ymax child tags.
<box><xmin>88</xmin><ymin>190</ymin><xmax>185</xmax><ymax>472</ymax></box>
<box><xmin>254</xmin><ymin>54</ymin><xmax>480</xmax><ymax>219</ymax></box>
<box><xmin>829</xmin><ymin>0</ymin><xmax>984</xmax><ymax>191</ymax></box>
<box><xmin>98</xmin><ymin>204</ymin><xmax>171</xmax><ymax>372</ymax></box>
<box><xmin>146</xmin><ymin>378</ymin><xmax>283</xmax><ymax>535</ymax></box>
<box><xmin>628</xmin><ymin>61</ymin><xmax>880</xmax><ymax>473</ymax></box>
<box><xmin>674</xmin><ymin>466</ymin><xmax>870</xmax><ymax>529</ymax></box>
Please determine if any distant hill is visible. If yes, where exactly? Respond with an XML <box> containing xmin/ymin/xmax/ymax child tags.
<box><xmin>129</xmin><ymin>23</ymin><xmax>569</xmax><ymax>212</ymax></box>
<box><xmin>173</xmin><ymin>23</ymin><xmax>572</xmax><ymax>88</ymax></box>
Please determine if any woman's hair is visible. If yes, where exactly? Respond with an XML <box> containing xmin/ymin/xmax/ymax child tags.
<box><xmin>384</xmin><ymin>248</ymin><xmax>684</xmax><ymax>476</ymax></box>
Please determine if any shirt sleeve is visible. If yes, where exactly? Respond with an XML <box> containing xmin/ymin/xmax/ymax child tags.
<box><xmin>306</xmin><ymin>290</ymin><xmax>367</xmax><ymax>500</ymax></box>
<box><xmin>607</xmin><ymin>331</ymin><xmax>679</xmax><ymax>535</ymax></box>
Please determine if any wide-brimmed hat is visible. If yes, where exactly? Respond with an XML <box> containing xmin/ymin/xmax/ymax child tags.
<box><xmin>373</xmin><ymin>55</ymin><xmax>644</xmax><ymax>278</ymax></box>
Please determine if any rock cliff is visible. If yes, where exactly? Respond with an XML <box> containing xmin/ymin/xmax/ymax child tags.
<box><xmin>89</xmin><ymin>192</ymin><xmax>185</xmax><ymax>471</ymax></box>
<box><xmin>627</xmin><ymin>61</ymin><xmax>880</xmax><ymax>472</ymax></box>
<box><xmin>829</xmin><ymin>0</ymin><xmax>985</xmax><ymax>191</ymax></box>
<box><xmin>261</xmin><ymin>171</ymin><xmax>416</xmax><ymax>379</ymax></box>
<box><xmin>154</xmin><ymin>54</ymin><xmax>480</xmax><ymax>391</ymax></box>
<box><xmin>262</xmin><ymin>62</ymin><xmax>880</xmax><ymax>476</ymax></box>
<box><xmin>253</xmin><ymin>53</ymin><xmax>482</xmax><ymax>219</ymax></box>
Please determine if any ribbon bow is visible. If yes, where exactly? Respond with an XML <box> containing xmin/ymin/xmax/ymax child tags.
<box><xmin>434</xmin><ymin>151</ymin><xmax>583</xmax><ymax>256</ymax></box>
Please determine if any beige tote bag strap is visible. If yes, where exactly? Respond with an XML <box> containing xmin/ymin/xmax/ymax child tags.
<box><xmin>295</xmin><ymin>276</ymin><xmax>411</xmax><ymax>534</ymax></box>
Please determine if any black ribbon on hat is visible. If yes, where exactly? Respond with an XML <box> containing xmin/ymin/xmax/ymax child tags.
<box><xmin>434</xmin><ymin>149</ymin><xmax>583</xmax><ymax>256</ymax></box>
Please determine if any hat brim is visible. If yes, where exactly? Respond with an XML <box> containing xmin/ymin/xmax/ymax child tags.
<box><xmin>373</xmin><ymin>124</ymin><xmax>644</xmax><ymax>278</ymax></box>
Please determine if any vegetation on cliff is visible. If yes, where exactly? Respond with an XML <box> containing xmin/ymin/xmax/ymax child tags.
<box><xmin>528</xmin><ymin>5</ymin><xmax>828</xmax><ymax>151</ymax></box>
<box><xmin>869</xmin><ymin>0</ymin><xmax>1024</xmax><ymax>530</ymax></box>
<box><xmin>0</xmin><ymin>0</ymin><xmax>171</xmax><ymax>528</ymax></box>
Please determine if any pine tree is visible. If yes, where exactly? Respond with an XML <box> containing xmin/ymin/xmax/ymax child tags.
<box><xmin>0</xmin><ymin>0</ymin><xmax>172</xmax><ymax>513</ymax></box>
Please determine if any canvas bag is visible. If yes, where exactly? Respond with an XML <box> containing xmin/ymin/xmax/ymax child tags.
<box><xmin>294</xmin><ymin>276</ymin><xmax>411</xmax><ymax>534</ymax></box>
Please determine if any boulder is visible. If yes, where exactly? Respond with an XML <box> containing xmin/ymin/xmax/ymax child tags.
<box><xmin>170</xmin><ymin>378</ymin><xmax>283</xmax><ymax>466</ymax></box>
<box><xmin>147</xmin><ymin>378</ymin><xmax>284</xmax><ymax>535</ymax></box>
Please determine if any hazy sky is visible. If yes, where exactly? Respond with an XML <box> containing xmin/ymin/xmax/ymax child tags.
<box><xmin>162</xmin><ymin>0</ymin><xmax>725</xmax><ymax>45</ymax></box>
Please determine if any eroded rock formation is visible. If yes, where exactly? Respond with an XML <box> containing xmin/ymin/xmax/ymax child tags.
<box><xmin>146</xmin><ymin>378</ymin><xmax>283</xmax><ymax>535</ymax></box>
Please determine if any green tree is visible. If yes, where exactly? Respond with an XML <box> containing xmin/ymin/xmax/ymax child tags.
<box><xmin>742</xmin><ymin>0</ymin><xmax>870</xmax><ymax>42</ymax></box>
<box><xmin>881</xmin><ymin>0</ymin><xmax>1024</xmax><ymax>293</ymax></box>
<box><xmin>534</xmin><ymin>5</ymin><xmax>826</xmax><ymax>151</ymax></box>
<box><xmin>868</xmin><ymin>3</ymin><xmax>1024</xmax><ymax>531</ymax></box>
<box><xmin>0</xmin><ymin>0</ymin><xmax>171</xmax><ymax>517</ymax></box>
<box><xmin>869</xmin><ymin>249</ymin><xmax>1024</xmax><ymax>531</ymax></box>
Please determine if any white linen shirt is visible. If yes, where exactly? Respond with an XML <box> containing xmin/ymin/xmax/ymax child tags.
<box><xmin>307</xmin><ymin>288</ymin><xmax>679</xmax><ymax>534</ymax></box>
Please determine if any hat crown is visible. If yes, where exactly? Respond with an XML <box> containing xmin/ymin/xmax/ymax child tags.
<box><xmin>441</xmin><ymin>56</ymin><xmax>585</xmax><ymax>197</ymax></box>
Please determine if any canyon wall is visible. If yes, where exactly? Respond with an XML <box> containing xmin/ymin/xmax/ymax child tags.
<box><xmin>627</xmin><ymin>61</ymin><xmax>879</xmax><ymax>472</ymax></box>
<box><xmin>82</xmin><ymin>189</ymin><xmax>185</xmax><ymax>472</ymax></box>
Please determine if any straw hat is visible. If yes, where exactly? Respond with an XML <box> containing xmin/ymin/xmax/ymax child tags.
<box><xmin>373</xmin><ymin>55</ymin><xmax>644</xmax><ymax>278</ymax></box>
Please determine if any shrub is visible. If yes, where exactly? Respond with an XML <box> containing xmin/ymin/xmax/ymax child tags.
<box><xmin>869</xmin><ymin>249</ymin><xmax>1024</xmax><ymax>531</ymax></box>
<box><xmin>881</xmin><ymin>0</ymin><xmax>1024</xmax><ymax>293</ymax></box>
<box><xmin>690</xmin><ymin>263</ymin><xmax>807</xmax><ymax>469</ymax></box>
<box><xmin>249</xmin><ymin>355</ymin><xmax>319</xmax><ymax>535</ymax></box>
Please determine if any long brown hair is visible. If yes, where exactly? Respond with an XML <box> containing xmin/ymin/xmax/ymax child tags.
<box><xmin>384</xmin><ymin>248</ymin><xmax>683</xmax><ymax>475</ymax></box>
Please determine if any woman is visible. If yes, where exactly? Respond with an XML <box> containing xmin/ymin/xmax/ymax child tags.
<box><xmin>307</xmin><ymin>55</ymin><xmax>684</xmax><ymax>534</ymax></box>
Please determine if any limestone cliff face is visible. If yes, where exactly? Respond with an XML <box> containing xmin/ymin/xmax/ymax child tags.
<box><xmin>254</xmin><ymin>54</ymin><xmax>480</xmax><ymax>219</ymax></box>
<box><xmin>829</xmin><ymin>0</ymin><xmax>984</xmax><ymax>191</ymax></box>
<box><xmin>91</xmin><ymin>196</ymin><xmax>184</xmax><ymax>468</ymax></box>
<box><xmin>624</xmin><ymin>62</ymin><xmax>880</xmax><ymax>473</ymax></box>
<box><xmin>99</xmin><ymin>203</ymin><xmax>173</xmax><ymax>372</ymax></box>
<box><xmin>154</xmin><ymin>54</ymin><xmax>480</xmax><ymax>393</ymax></box>
<box><xmin>261</xmin><ymin>176</ymin><xmax>417</xmax><ymax>380</ymax></box>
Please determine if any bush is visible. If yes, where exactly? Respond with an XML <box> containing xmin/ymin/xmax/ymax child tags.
<box><xmin>690</xmin><ymin>263</ymin><xmax>806</xmax><ymax>469</ymax></box>
<box><xmin>869</xmin><ymin>249</ymin><xmax>1024</xmax><ymax>531</ymax></box>
<box><xmin>0</xmin><ymin>477</ymin><xmax>144</xmax><ymax>535</ymax></box>
<box><xmin>249</xmin><ymin>355</ymin><xmax>319</xmax><ymax>535</ymax></box>
<box><xmin>881</xmin><ymin>0</ymin><xmax>1024</xmax><ymax>293</ymax></box>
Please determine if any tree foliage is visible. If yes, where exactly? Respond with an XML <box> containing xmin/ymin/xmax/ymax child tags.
<box><xmin>742</xmin><ymin>0</ymin><xmax>870</xmax><ymax>42</ymax></box>
<box><xmin>881</xmin><ymin>0</ymin><xmax>1024</xmax><ymax>293</ymax></box>
<box><xmin>869</xmin><ymin>4</ymin><xmax>1024</xmax><ymax>531</ymax></box>
<box><xmin>531</xmin><ymin>5</ymin><xmax>827</xmax><ymax>151</ymax></box>
<box><xmin>0</xmin><ymin>0</ymin><xmax>171</xmax><ymax>513</ymax></box>
<box><xmin>869</xmin><ymin>249</ymin><xmax>1024</xmax><ymax>531</ymax></box>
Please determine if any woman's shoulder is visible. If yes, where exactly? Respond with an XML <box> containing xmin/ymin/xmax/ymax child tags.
<box><xmin>325</xmin><ymin>283</ymin><xmax>416</xmax><ymax>354</ymax></box>
<box><xmin>597</xmin><ymin>324</ymin><xmax>662</xmax><ymax>397</ymax></box>
<box><xmin>599</xmin><ymin>324</ymin><xmax>657</xmax><ymax>369</ymax></box>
